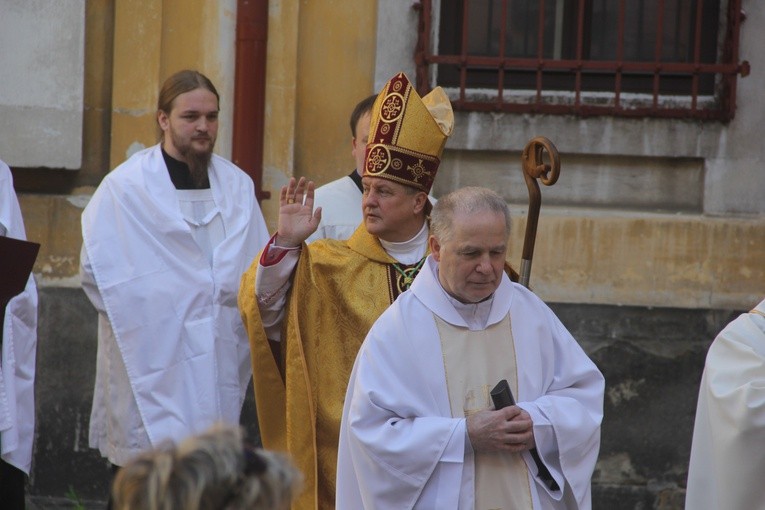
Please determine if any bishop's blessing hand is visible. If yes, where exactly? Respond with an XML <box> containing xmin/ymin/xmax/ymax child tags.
<box><xmin>276</xmin><ymin>176</ymin><xmax>322</xmax><ymax>248</ymax></box>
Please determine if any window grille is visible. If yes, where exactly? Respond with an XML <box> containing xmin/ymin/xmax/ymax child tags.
<box><xmin>414</xmin><ymin>0</ymin><xmax>749</xmax><ymax>121</ymax></box>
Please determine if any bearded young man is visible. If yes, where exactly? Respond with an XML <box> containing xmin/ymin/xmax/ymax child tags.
<box><xmin>80</xmin><ymin>70</ymin><xmax>269</xmax><ymax>483</ymax></box>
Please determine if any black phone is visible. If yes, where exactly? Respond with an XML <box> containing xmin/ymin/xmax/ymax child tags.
<box><xmin>490</xmin><ymin>379</ymin><xmax>516</xmax><ymax>409</ymax></box>
<box><xmin>488</xmin><ymin>378</ymin><xmax>560</xmax><ymax>491</ymax></box>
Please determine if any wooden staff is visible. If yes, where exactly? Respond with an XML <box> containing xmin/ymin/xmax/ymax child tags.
<box><xmin>519</xmin><ymin>137</ymin><xmax>560</xmax><ymax>288</ymax></box>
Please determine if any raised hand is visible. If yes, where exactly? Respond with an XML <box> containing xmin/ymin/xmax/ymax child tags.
<box><xmin>276</xmin><ymin>177</ymin><xmax>322</xmax><ymax>247</ymax></box>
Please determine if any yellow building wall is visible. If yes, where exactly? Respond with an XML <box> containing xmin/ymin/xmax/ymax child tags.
<box><xmin>294</xmin><ymin>1</ymin><xmax>377</xmax><ymax>184</ymax></box>
<box><xmin>23</xmin><ymin>0</ymin><xmax>381</xmax><ymax>281</ymax></box>
<box><xmin>15</xmin><ymin>0</ymin><xmax>763</xmax><ymax>311</ymax></box>
<box><xmin>260</xmin><ymin>0</ymin><xmax>300</xmax><ymax>232</ymax></box>
<box><xmin>109</xmin><ymin>0</ymin><xmax>238</xmax><ymax>168</ymax></box>
<box><xmin>22</xmin><ymin>0</ymin><xmax>244</xmax><ymax>286</ymax></box>
<box><xmin>507</xmin><ymin>209</ymin><xmax>764</xmax><ymax>310</ymax></box>
<box><xmin>260</xmin><ymin>0</ymin><xmax>378</xmax><ymax>232</ymax></box>
<box><xmin>109</xmin><ymin>0</ymin><xmax>163</xmax><ymax>168</ymax></box>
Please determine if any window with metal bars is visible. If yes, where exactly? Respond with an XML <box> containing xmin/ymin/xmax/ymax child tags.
<box><xmin>414</xmin><ymin>0</ymin><xmax>749</xmax><ymax>121</ymax></box>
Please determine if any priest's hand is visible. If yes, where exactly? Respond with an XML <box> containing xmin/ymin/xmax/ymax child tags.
<box><xmin>467</xmin><ymin>406</ymin><xmax>536</xmax><ymax>453</ymax></box>
<box><xmin>276</xmin><ymin>177</ymin><xmax>322</xmax><ymax>248</ymax></box>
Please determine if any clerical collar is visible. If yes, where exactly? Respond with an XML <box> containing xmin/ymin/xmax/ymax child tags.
<box><xmin>161</xmin><ymin>146</ymin><xmax>209</xmax><ymax>190</ymax></box>
<box><xmin>437</xmin><ymin>273</ymin><xmax>495</xmax><ymax>331</ymax></box>
<box><xmin>379</xmin><ymin>221</ymin><xmax>428</xmax><ymax>265</ymax></box>
<box><xmin>348</xmin><ymin>169</ymin><xmax>363</xmax><ymax>193</ymax></box>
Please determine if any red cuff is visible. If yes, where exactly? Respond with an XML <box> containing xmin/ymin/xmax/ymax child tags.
<box><xmin>260</xmin><ymin>233</ymin><xmax>298</xmax><ymax>266</ymax></box>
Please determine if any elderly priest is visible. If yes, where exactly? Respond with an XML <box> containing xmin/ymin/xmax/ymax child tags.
<box><xmin>337</xmin><ymin>187</ymin><xmax>605</xmax><ymax>510</ymax></box>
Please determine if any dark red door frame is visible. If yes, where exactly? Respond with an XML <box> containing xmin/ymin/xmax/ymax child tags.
<box><xmin>232</xmin><ymin>0</ymin><xmax>271</xmax><ymax>202</ymax></box>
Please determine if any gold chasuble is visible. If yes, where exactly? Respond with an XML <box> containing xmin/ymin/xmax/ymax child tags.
<box><xmin>239</xmin><ymin>225</ymin><xmax>425</xmax><ymax>510</ymax></box>
<box><xmin>437</xmin><ymin>314</ymin><xmax>534</xmax><ymax>510</ymax></box>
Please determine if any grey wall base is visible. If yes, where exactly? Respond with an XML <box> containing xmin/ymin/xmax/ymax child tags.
<box><xmin>555</xmin><ymin>303</ymin><xmax>737</xmax><ymax>509</ymax></box>
<box><xmin>27</xmin><ymin>288</ymin><xmax>737</xmax><ymax>509</ymax></box>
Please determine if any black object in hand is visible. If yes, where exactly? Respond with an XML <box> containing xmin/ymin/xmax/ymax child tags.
<box><xmin>490</xmin><ymin>379</ymin><xmax>516</xmax><ymax>409</ymax></box>
<box><xmin>489</xmin><ymin>379</ymin><xmax>560</xmax><ymax>491</ymax></box>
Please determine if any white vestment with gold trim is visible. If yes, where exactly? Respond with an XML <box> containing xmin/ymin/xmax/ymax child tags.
<box><xmin>336</xmin><ymin>256</ymin><xmax>604</xmax><ymax>509</ymax></box>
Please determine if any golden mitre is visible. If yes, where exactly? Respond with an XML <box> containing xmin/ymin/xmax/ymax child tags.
<box><xmin>363</xmin><ymin>72</ymin><xmax>454</xmax><ymax>193</ymax></box>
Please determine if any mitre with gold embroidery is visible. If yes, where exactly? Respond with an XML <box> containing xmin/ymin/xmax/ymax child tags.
<box><xmin>363</xmin><ymin>72</ymin><xmax>454</xmax><ymax>193</ymax></box>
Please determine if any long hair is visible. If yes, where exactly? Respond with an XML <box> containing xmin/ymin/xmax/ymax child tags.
<box><xmin>157</xmin><ymin>70</ymin><xmax>219</xmax><ymax>115</ymax></box>
<box><xmin>155</xmin><ymin>70</ymin><xmax>220</xmax><ymax>142</ymax></box>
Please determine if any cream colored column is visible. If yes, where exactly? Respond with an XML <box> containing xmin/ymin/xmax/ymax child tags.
<box><xmin>260</xmin><ymin>0</ymin><xmax>301</xmax><ymax>231</ymax></box>
<box><xmin>110</xmin><ymin>0</ymin><xmax>163</xmax><ymax>170</ymax></box>
<box><xmin>294</xmin><ymin>1</ymin><xmax>377</xmax><ymax>186</ymax></box>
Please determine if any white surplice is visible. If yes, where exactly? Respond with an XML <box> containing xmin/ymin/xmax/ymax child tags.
<box><xmin>337</xmin><ymin>257</ymin><xmax>604</xmax><ymax>509</ymax></box>
<box><xmin>685</xmin><ymin>298</ymin><xmax>765</xmax><ymax>510</ymax></box>
<box><xmin>0</xmin><ymin>160</ymin><xmax>38</xmax><ymax>474</ymax></box>
<box><xmin>80</xmin><ymin>145</ymin><xmax>268</xmax><ymax>465</ymax></box>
